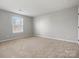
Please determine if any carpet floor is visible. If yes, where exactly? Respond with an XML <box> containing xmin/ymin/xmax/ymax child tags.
<box><xmin>0</xmin><ymin>37</ymin><xmax>79</xmax><ymax>58</ymax></box>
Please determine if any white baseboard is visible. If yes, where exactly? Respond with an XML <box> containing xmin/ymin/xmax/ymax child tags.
<box><xmin>0</xmin><ymin>36</ymin><xmax>32</xmax><ymax>43</ymax></box>
<box><xmin>36</xmin><ymin>35</ymin><xmax>78</xmax><ymax>44</ymax></box>
<box><xmin>0</xmin><ymin>35</ymin><xmax>78</xmax><ymax>44</ymax></box>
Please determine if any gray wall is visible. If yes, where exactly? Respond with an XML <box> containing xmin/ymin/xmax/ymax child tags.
<box><xmin>34</xmin><ymin>7</ymin><xmax>78</xmax><ymax>42</ymax></box>
<box><xmin>78</xmin><ymin>7</ymin><xmax>79</xmax><ymax>40</ymax></box>
<box><xmin>0</xmin><ymin>10</ymin><xmax>33</xmax><ymax>42</ymax></box>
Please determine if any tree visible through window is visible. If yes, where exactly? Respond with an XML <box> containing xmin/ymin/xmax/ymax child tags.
<box><xmin>12</xmin><ymin>16</ymin><xmax>23</xmax><ymax>33</ymax></box>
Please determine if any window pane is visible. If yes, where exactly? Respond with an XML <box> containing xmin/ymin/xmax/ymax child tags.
<box><xmin>12</xmin><ymin>16</ymin><xmax>23</xmax><ymax>33</ymax></box>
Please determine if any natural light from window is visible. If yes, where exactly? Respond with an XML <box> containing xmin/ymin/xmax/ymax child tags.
<box><xmin>12</xmin><ymin>16</ymin><xmax>23</xmax><ymax>33</ymax></box>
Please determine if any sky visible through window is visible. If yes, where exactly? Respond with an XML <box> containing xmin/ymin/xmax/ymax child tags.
<box><xmin>12</xmin><ymin>16</ymin><xmax>23</xmax><ymax>33</ymax></box>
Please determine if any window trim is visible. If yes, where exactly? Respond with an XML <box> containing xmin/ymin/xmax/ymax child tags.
<box><xmin>12</xmin><ymin>16</ymin><xmax>23</xmax><ymax>33</ymax></box>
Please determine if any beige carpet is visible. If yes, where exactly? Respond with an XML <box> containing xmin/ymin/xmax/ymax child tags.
<box><xmin>0</xmin><ymin>37</ymin><xmax>79</xmax><ymax>58</ymax></box>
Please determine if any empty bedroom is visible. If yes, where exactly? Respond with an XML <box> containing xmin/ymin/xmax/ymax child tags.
<box><xmin>0</xmin><ymin>0</ymin><xmax>79</xmax><ymax>58</ymax></box>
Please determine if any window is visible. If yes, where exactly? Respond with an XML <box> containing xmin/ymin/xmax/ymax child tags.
<box><xmin>12</xmin><ymin>16</ymin><xmax>23</xmax><ymax>33</ymax></box>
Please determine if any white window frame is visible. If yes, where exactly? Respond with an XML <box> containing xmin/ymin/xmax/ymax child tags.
<box><xmin>12</xmin><ymin>16</ymin><xmax>23</xmax><ymax>33</ymax></box>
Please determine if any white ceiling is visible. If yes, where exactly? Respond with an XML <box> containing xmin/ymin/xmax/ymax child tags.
<box><xmin>0</xmin><ymin>0</ymin><xmax>79</xmax><ymax>17</ymax></box>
